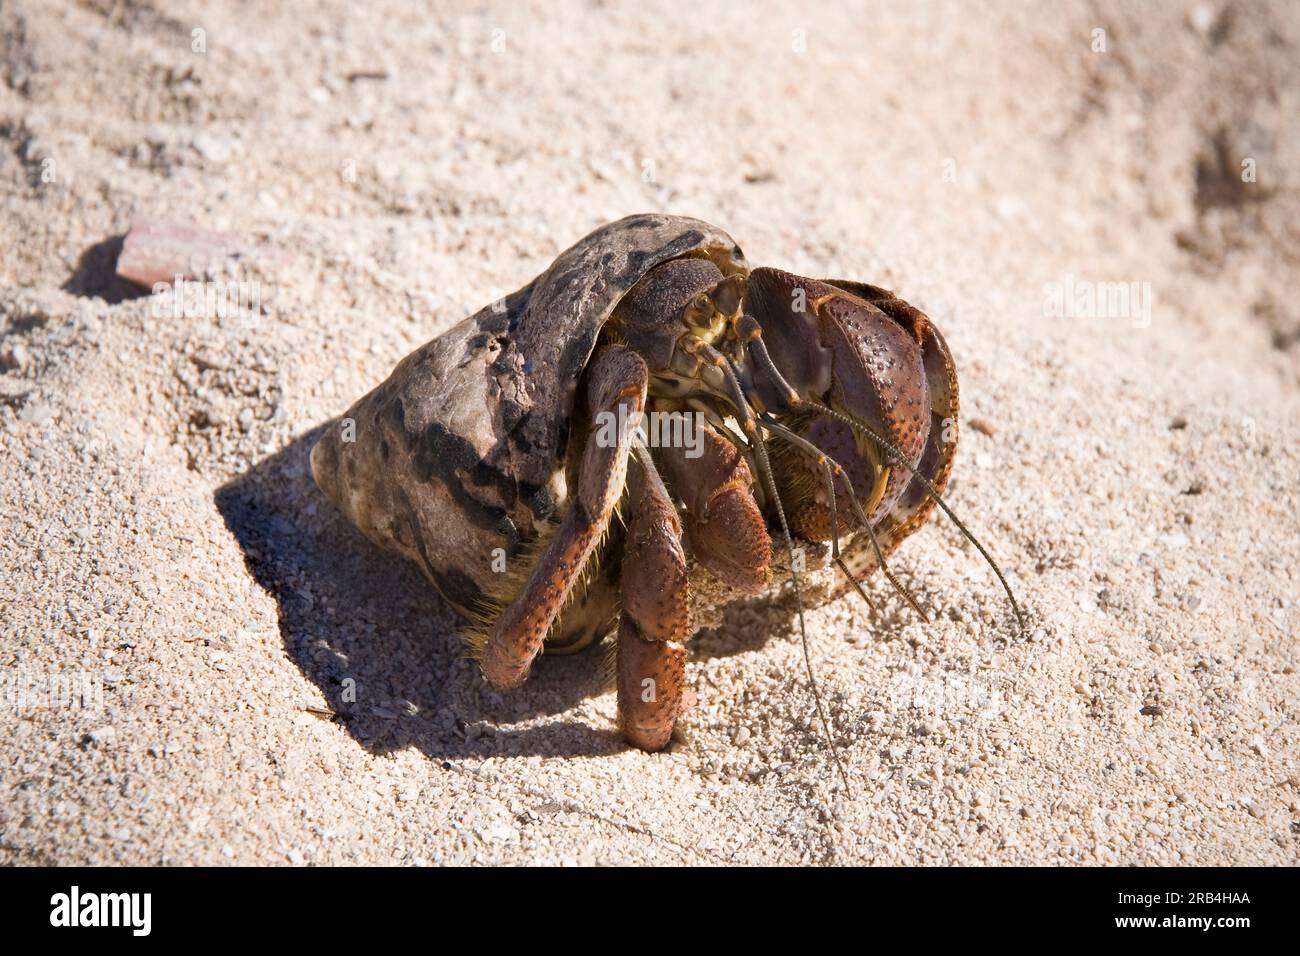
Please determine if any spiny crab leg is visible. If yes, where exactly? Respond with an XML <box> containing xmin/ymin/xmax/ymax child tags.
<box><xmin>479</xmin><ymin>344</ymin><xmax>648</xmax><ymax>688</ymax></box>
<box><xmin>656</xmin><ymin>421</ymin><xmax>770</xmax><ymax>594</ymax></box>
<box><xmin>616</xmin><ymin>440</ymin><xmax>690</xmax><ymax>751</ymax></box>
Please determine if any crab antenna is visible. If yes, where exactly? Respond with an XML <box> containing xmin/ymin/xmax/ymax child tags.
<box><xmin>704</xmin><ymin>348</ymin><xmax>850</xmax><ymax>794</ymax></box>
<box><xmin>748</xmin><ymin>425</ymin><xmax>852</xmax><ymax>797</ymax></box>
<box><xmin>752</xmin><ymin>415</ymin><xmax>873</xmax><ymax>611</ymax></box>
<box><xmin>758</xmin><ymin>413</ymin><xmax>937</xmax><ymax>620</ymax></box>
<box><xmin>759</xmin><ymin>416</ymin><xmax>935</xmax><ymax>624</ymax></box>
<box><xmin>809</xmin><ymin>401</ymin><xmax>1026</xmax><ymax>637</ymax></box>
<box><xmin>741</xmin><ymin>318</ymin><xmax>804</xmax><ymax>409</ymax></box>
<box><xmin>857</xmin><ymin>514</ymin><xmax>929</xmax><ymax>622</ymax></box>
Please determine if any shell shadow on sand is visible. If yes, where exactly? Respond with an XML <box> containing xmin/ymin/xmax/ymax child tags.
<box><xmin>214</xmin><ymin>422</ymin><xmax>809</xmax><ymax>762</ymax></box>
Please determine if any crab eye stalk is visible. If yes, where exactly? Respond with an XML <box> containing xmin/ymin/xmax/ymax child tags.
<box><xmin>682</xmin><ymin>293</ymin><xmax>714</xmax><ymax>330</ymax></box>
<box><xmin>708</xmin><ymin>273</ymin><xmax>745</xmax><ymax>318</ymax></box>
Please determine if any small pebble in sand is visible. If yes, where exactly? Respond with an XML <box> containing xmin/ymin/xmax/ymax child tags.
<box><xmin>1189</xmin><ymin>4</ymin><xmax>1218</xmax><ymax>35</ymax></box>
<box><xmin>477</xmin><ymin>823</ymin><xmax>520</xmax><ymax>845</ymax></box>
<box><xmin>1</xmin><ymin>342</ymin><xmax>30</xmax><ymax>370</ymax></box>
<box><xmin>18</xmin><ymin>402</ymin><xmax>54</xmax><ymax>425</ymax></box>
<box><xmin>968</xmin><ymin>417</ymin><xmax>996</xmax><ymax>436</ymax></box>
<box><xmin>192</xmin><ymin>131</ymin><xmax>232</xmax><ymax>163</ymax></box>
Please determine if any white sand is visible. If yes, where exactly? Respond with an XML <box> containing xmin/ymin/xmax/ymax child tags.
<box><xmin>1</xmin><ymin>0</ymin><xmax>1296</xmax><ymax>864</ymax></box>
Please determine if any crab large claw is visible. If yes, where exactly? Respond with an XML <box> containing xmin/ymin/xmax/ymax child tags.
<box><xmin>739</xmin><ymin>268</ymin><xmax>959</xmax><ymax>582</ymax></box>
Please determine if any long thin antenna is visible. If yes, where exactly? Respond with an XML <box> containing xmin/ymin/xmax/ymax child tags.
<box><xmin>750</xmin><ymin>429</ymin><xmax>852</xmax><ymax>797</ymax></box>
<box><xmin>699</xmin><ymin>339</ymin><xmax>852</xmax><ymax>794</ymax></box>
<box><xmin>754</xmin><ymin>416</ymin><xmax>873</xmax><ymax>608</ymax></box>
<box><xmin>811</xmin><ymin>401</ymin><xmax>1026</xmax><ymax>636</ymax></box>
<box><xmin>760</xmin><ymin>413</ymin><xmax>928</xmax><ymax>622</ymax></box>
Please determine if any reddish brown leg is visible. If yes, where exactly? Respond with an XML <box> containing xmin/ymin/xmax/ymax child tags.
<box><xmin>658</xmin><ymin>422</ymin><xmax>771</xmax><ymax>594</ymax></box>
<box><xmin>616</xmin><ymin>446</ymin><xmax>690</xmax><ymax>751</ymax></box>
<box><xmin>480</xmin><ymin>344</ymin><xmax>648</xmax><ymax>689</ymax></box>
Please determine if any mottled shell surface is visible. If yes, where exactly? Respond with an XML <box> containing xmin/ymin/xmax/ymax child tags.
<box><xmin>311</xmin><ymin>214</ymin><xmax>749</xmax><ymax>622</ymax></box>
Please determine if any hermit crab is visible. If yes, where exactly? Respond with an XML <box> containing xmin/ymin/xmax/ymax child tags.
<box><xmin>311</xmin><ymin>214</ymin><xmax>1020</xmax><ymax>765</ymax></box>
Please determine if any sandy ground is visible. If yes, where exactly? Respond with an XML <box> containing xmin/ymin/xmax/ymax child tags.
<box><xmin>1</xmin><ymin>0</ymin><xmax>1297</xmax><ymax>865</ymax></box>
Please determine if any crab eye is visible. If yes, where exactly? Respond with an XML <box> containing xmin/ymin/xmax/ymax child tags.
<box><xmin>682</xmin><ymin>294</ymin><xmax>713</xmax><ymax>329</ymax></box>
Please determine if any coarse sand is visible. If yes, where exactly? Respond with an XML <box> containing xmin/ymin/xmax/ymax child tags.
<box><xmin>0</xmin><ymin>0</ymin><xmax>1297</xmax><ymax>864</ymax></box>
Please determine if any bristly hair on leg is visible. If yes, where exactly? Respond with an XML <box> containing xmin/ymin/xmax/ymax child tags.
<box><xmin>460</xmin><ymin>498</ymin><xmax>618</xmax><ymax>662</ymax></box>
<box><xmin>810</xmin><ymin>401</ymin><xmax>1026</xmax><ymax>637</ymax></box>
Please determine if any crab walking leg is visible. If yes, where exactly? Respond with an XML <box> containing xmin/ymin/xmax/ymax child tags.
<box><xmin>617</xmin><ymin>444</ymin><xmax>691</xmax><ymax>750</ymax></box>
<box><xmin>480</xmin><ymin>344</ymin><xmax>649</xmax><ymax>689</ymax></box>
<box><xmin>657</xmin><ymin>422</ymin><xmax>771</xmax><ymax>594</ymax></box>
<box><xmin>621</xmin><ymin>444</ymin><xmax>691</xmax><ymax>642</ymax></box>
<box><xmin>617</xmin><ymin>618</ymin><xmax>686</xmax><ymax>751</ymax></box>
